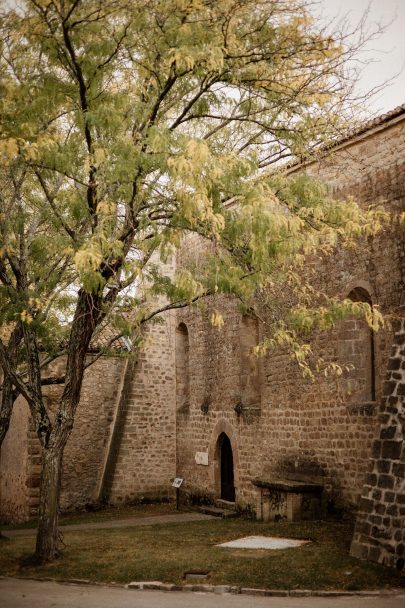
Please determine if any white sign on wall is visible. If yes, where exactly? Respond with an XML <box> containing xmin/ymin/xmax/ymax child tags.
<box><xmin>195</xmin><ymin>451</ymin><xmax>209</xmax><ymax>466</ymax></box>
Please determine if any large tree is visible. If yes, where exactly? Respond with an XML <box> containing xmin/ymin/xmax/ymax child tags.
<box><xmin>0</xmin><ymin>0</ymin><xmax>384</xmax><ymax>562</ymax></box>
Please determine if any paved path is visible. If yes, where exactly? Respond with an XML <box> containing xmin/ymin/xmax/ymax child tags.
<box><xmin>1</xmin><ymin>579</ymin><xmax>404</xmax><ymax>608</ymax></box>
<box><xmin>3</xmin><ymin>512</ymin><xmax>213</xmax><ymax>538</ymax></box>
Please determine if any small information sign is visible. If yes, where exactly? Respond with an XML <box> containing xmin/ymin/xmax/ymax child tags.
<box><xmin>172</xmin><ymin>477</ymin><xmax>183</xmax><ymax>488</ymax></box>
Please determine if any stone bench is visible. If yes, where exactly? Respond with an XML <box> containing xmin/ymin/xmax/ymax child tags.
<box><xmin>252</xmin><ymin>478</ymin><xmax>323</xmax><ymax>522</ymax></box>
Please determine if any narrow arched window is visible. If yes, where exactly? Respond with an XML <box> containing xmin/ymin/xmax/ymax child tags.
<box><xmin>240</xmin><ymin>314</ymin><xmax>260</xmax><ymax>405</ymax></box>
<box><xmin>176</xmin><ymin>323</ymin><xmax>190</xmax><ymax>408</ymax></box>
<box><xmin>339</xmin><ymin>287</ymin><xmax>376</xmax><ymax>403</ymax></box>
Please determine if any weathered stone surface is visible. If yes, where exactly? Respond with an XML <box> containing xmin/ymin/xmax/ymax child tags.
<box><xmin>350</xmin><ymin>319</ymin><xmax>405</xmax><ymax>571</ymax></box>
<box><xmin>0</xmin><ymin>356</ymin><xmax>126</xmax><ymax>521</ymax></box>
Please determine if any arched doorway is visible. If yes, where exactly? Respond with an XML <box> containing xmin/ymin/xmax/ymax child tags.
<box><xmin>219</xmin><ymin>433</ymin><xmax>235</xmax><ymax>502</ymax></box>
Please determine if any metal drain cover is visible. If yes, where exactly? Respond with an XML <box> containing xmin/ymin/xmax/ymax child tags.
<box><xmin>184</xmin><ymin>570</ymin><xmax>210</xmax><ymax>580</ymax></box>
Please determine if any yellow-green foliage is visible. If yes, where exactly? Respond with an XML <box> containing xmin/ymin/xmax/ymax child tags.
<box><xmin>0</xmin><ymin>0</ymin><xmax>387</xmax><ymax>365</ymax></box>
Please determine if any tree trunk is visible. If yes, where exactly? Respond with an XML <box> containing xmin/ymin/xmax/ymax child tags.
<box><xmin>32</xmin><ymin>291</ymin><xmax>102</xmax><ymax>563</ymax></box>
<box><xmin>34</xmin><ymin>447</ymin><xmax>64</xmax><ymax>563</ymax></box>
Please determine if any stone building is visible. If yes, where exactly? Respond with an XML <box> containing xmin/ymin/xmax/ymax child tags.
<box><xmin>0</xmin><ymin>105</ymin><xmax>404</xmax><ymax>569</ymax></box>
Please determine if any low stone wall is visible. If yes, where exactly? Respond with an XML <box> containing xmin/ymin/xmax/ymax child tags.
<box><xmin>0</xmin><ymin>398</ymin><xmax>31</xmax><ymax>522</ymax></box>
<box><xmin>350</xmin><ymin>316</ymin><xmax>405</xmax><ymax>571</ymax></box>
<box><xmin>0</xmin><ymin>355</ymin><xmax>126</xmax><ymax>522</ymax></box>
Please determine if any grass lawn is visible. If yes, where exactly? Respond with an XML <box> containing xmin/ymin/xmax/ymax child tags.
<box><xmin>0</xmin><ymin>517</ymin><xmax>404</xmax><ymax>590</ymax></box>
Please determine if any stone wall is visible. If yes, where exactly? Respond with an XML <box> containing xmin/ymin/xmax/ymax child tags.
<box><xmin>175</xmin><ymin>112</ymin><xmax>405</xmax><ymax>514</ymax></box>
<box><xmin>60</xmin><ymin>356</ymin><xmax>126</xmax><ymax>511</ymax></box>
<box><xmin>175</xmin><ymin>299</ymin><xmax>389</xmax><ymax>511</ymax></box>
<box><xmin>0</xmin><ymin>255</ymin><xmax>179</xmax><ymax>520</ymax></box>
<box><xmin>0</xmin><ymin>355</ymin><xmax>126</xmax><ymax>522</ymax></box>
<box><xmin>101</xmin><ymin>313</ymin><xmax>177</xmax><ymax>504</ymax></box>
<box><xmin>350</xmin><ymin>317</ymin><xmax>405</xmax><ymax>571</ymax></box>
<box><xmin>101</xmin><ymin>256</ymin><xmax>178</xmax><ymax>504</ymax></box>
<box><xmin>0</xmin><ymin>397</ymin><xmax>31</xmax><ymax>522</ymax></box>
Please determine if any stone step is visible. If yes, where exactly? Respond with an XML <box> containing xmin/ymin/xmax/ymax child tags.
<box><xmin>198</xmin><ymin>505</ymin><xmax>238</xmax><ymax>519</ymax></box>
<box><xmin>215</xmin><ymin>499</ymin><xmax>236</xmax><ymax>511</ymax></box>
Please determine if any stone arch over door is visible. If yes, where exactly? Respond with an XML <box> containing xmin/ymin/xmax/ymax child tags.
<box><xmin>208</xmin><ymin>419</ymin><xmax>239</xmax><ymax>502</ymax></box>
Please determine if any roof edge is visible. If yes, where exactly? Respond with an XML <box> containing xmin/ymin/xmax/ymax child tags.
<box><xmin>287</xmin><ymin>103</ymin><xmax>405</xmax><ymax>173</ymax></box>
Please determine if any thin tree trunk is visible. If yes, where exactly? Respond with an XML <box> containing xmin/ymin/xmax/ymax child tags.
<box><xmin>35</xmin><ymin>447</ymin><xmax>64</xmax><ymax>562</ymax></box>
<box><xmin>34</xmin><ymin>290</ymin><xmax>100</xmax><ymax>562</ymax></box>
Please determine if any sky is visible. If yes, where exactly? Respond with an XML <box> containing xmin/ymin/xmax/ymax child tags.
<box><xmin>319</xmin><ymin>0</ymin><xmax>405</xmax><ymax>114</ymax></box>
<box><xmin>4</xmin><ymin>0</ymin><xmax>404</xmax><ymax>116</ymax></box>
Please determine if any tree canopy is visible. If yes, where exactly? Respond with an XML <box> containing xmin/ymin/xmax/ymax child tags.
<box><xmin>0</xmin><ymin>0</ymin><xmax>384</xmax><ymax>359</ymax></box>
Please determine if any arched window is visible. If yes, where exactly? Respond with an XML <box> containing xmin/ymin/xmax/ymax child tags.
<box><xmin>176</xmin><ymin>323</ymin><xmax>190</xmax><ymax>408</ymax></box>
<box><xmin>339</xmin><ymin>287</ymin><xmax>376</xmax><ymax>403</ymax></box>
<box><xmin>240</xmin><ymin>314</ymin><xmax>260</xmax><ymax>405</ymax></box>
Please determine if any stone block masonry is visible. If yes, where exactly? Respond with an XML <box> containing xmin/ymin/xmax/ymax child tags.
<box><xmin>350</xmin><ymin>317</ymin><xmax>405</xmax><ymax>571</ymax></box>
<box><xmin>100</xmin><ymin>312</ymin><xmax>177</xmax><ymax>504</ymax></box>
<box><xmin>60</xmin><ymin>356</ymin><xmax>127</xmax><ymax>512</ymax></box>
<box><xmin>174</xmin><ymin>109</ymin><xmax>405</xmax><ymax>516</ymax></box>
<box><xmin>102</xmin><ymin>255</ymin><xmax>178</xmax><ymax>505</ymax></box>
<box><xmin>0</xmin><ymin>396</ymin><xmax>31</xmax><ymax>521</ymax></box>
<box><xmin>0</xmin><ymin>356</ymin><xmax>126</xmax><ymax>522</ymax></box>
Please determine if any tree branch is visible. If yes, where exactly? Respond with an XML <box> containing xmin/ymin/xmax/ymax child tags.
<box><xmin>35</xmin><ymin>171</ymin><xmax>77</xmax><ymax>241</ymax></box>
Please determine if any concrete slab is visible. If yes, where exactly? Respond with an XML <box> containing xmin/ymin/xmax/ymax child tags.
<box><xmin>217</xmin><ymin>535</ymin><xmax>309</xmax><ymax>549</ymax></box>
